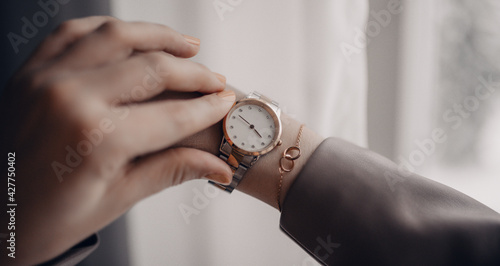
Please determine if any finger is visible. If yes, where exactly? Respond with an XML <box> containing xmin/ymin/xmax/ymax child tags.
<box><xmin>117</xmin><ymin>90</ymin><xmax>235</xmax><ymax>157</ymax></box>
<box><xmin>123</xmin><ymin>148</ymin><xmax>232</xmax><ymax>201</ymax></box>
<box><xmin>80</xmin><ymin>52</ymin><xmax>226</xmax><ymax>103</ymax></box>
<box><xmin>54</xmin><ymin>20</ymin><xmax>201</xmax><ymax>70</ymax></box>
<box><xmin>25</xmin><ymin>16</ymin><xmax>118</xmax><ymax>69</ymax></box>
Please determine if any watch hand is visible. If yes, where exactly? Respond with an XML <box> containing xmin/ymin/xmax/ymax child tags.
<box><xmin>238</xmin><ymin>115</ymin><xmax>251</xmax><ymax>126</ymax></box>
<box><xmin>238</xmin><ymin>115</ymin><xmax>262</xmax><ymax>137</ymax></box>
<box><xmin>253</xmin><ymin>129</ymin><xmax>262</xmax><ymax>138</ymax></box>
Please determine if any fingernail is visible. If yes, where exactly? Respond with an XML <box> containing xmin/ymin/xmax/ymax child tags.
<box><xmin>213</xmin><ymin>72</ymin><xmax>226</xmax><ymax>85</ymax></box>
<box><xmin>206</xmin><ymin>173</ymin><xmax>231</xmax><ymax>185</ymax></box>
<box><xmin>216</xmin><ymin>89</ymin><xmax>235</xmax><ymax>102</ymax></box>
<box><xmin>183</xmin><ymin>35</ymin><xmax>200</xmax><ymax>46</ymax></box>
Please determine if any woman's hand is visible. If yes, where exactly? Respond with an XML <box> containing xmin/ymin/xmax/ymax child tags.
<box><xmin>0</xmin><ymin>16</ymin><xmax>234</xmax><ymax>265</ymax></box>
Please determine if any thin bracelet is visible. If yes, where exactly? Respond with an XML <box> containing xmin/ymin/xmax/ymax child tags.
<box><xmin>277</xmin><ymin>124</ymin><xmax>305</xmax><ymax>212</ymax></box>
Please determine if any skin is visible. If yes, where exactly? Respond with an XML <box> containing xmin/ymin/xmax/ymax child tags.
<box><xmin>0</xmin><ymin>16</ymin><xmax>323</xmax><ymax>265</ymax></box>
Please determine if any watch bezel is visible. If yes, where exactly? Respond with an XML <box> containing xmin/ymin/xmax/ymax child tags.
<box><xmin>222</xmin><ymin>97</ymin><xmax>282</xmax><ymax>156</ymax></box>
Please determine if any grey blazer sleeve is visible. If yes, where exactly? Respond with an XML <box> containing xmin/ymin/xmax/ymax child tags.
<box><xmin>39</xmin><ymin>234</ymin><xmax>99</xmax><ymax>266</ymax></box>
<box><xmin>280</xmin><ymin>138</ymin><xmax>500</xmax><ymax>266</ymax></box>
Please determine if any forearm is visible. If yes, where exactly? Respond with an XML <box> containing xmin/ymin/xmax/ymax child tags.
<box><xmin>174</xmin><ymin>86</ymin><xmax>323</xmax><ymax>209</ymax></box>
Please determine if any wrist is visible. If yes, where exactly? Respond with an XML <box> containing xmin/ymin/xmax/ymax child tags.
<box><xmin>237</xmin><ymin>113</ymin><xmax>323</xmax><ymax>209</ymax></box>
<box><xmin>173</xmin><ymin>87</ymin><xmax>324</xmax><ymax>210</ymax></box>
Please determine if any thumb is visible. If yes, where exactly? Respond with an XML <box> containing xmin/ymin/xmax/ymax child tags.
<box><xmin>125</xmin><ymin>148</ymin><xmax>232</xmax><ymax>201</ymax></box>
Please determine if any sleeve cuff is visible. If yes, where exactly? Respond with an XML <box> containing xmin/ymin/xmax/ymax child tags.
<box><xmin>39</xmin><ymin>234</ymin><xmax>99</xmax><ymax>266</ymax></box>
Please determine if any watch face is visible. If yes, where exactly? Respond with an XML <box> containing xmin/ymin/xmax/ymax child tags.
<box><xmin>225</xmin><ymin>102</ymin><xmax>279</xmax><ymax>153</ymax></box>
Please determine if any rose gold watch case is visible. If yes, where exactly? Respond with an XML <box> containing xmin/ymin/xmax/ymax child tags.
<box><xmin>222</xmin><ymin>97</ymin><xmax>282</xmax><ymax>157</ymax></box>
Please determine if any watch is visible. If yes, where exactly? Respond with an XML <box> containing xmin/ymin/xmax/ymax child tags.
<box><xmin>209</xmin><ymin>91</ymin><xmax>283</xmax><ymax>193</ymax></box>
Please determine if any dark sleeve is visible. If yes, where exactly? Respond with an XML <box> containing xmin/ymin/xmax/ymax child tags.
<box><xmin>39</xmin><ymin>234</ymin><xmax>99</xmax><ymax>266</ymax></box>
<box><xmin>280</xmin><ymin>138</ymin><xmax>500</xmax><ymax>266</ymax></box>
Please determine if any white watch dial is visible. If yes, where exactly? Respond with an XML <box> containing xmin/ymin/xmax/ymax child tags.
<box><xmin>225</xmin><ymin>104</ymin><xmax>276</xmax><ymax>152</ymax></box>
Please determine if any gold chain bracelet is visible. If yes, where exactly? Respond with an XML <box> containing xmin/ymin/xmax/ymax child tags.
<box><xmin>277</xmin><ymin>124</ymin><xmax>305</xmax><ymax>212</ymax></box>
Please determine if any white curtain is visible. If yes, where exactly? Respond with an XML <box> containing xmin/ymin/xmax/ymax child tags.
<box><xmin>396</xmin><ymin>0</ymin><xmax>500</xmax><ymax>213</ymax></box>
<box><xmin>112</xmin><ymin>1</ymin><xmax>368</xmax><ymax>265</ymax></box>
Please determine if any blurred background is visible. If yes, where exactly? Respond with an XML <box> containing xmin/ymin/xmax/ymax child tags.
<box><xmin>367</xmin><ymin>0</ymin><xmax>500</xmax><ymax>215</ymax></box>
<box><xmin>1</xmin><ymin>0</ymin><xmax>499</xmax><ymax>265</ymax></box>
